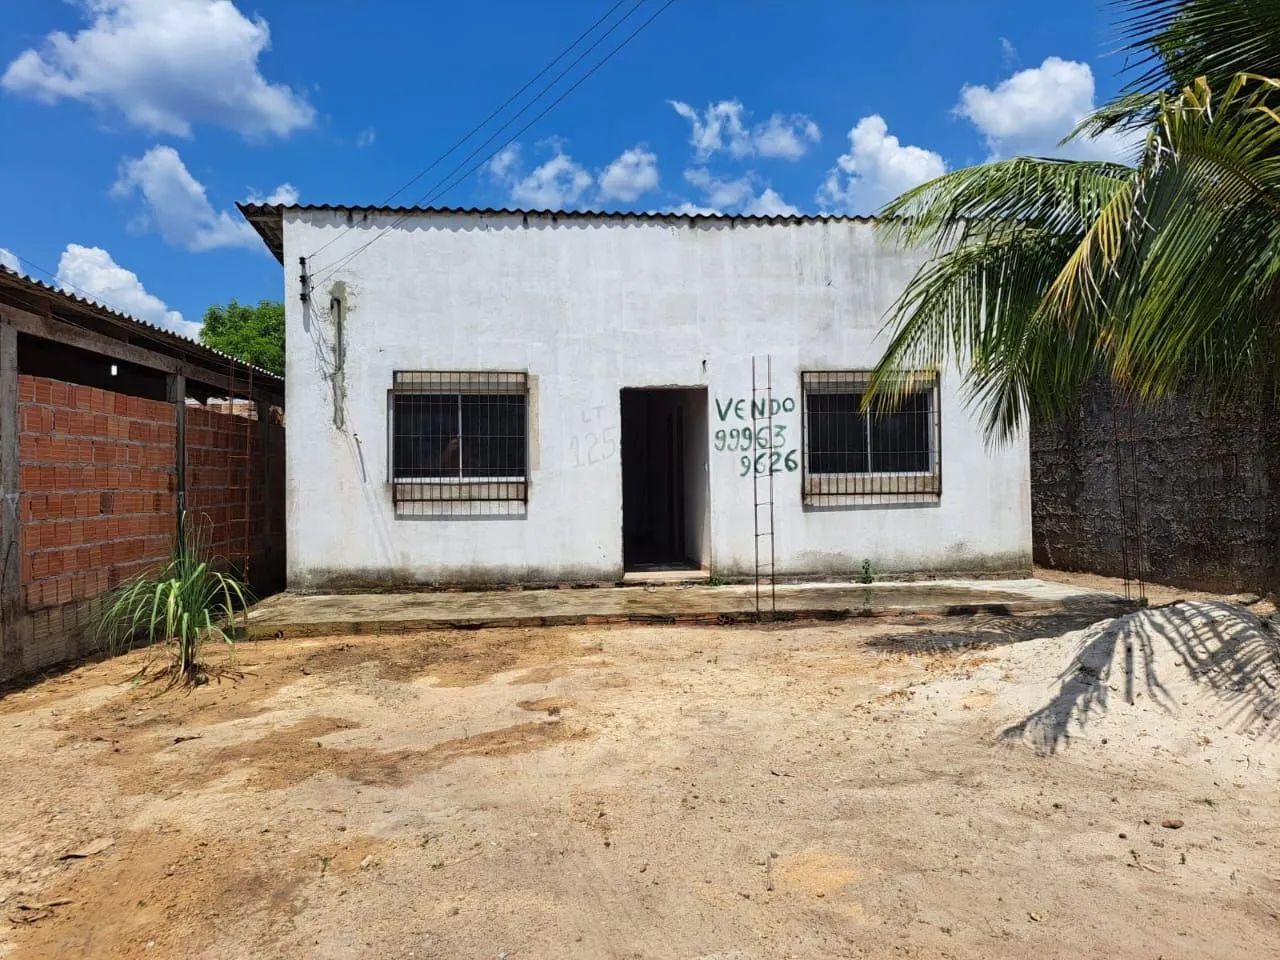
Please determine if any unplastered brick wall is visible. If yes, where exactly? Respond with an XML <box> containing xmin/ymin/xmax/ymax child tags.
<box><xmin>16</xmin><ymin>375</ymin><xmax>176</xmax><ymax>671</ymax></box>
<box><xmin>263</xmin><ymin>414</ymin><xmax>285</xmax><ymax>591</ymax></box>
<box><xmin>185</xmin><ymin>405</ymin><xmax>276</xmax><ymax>589</ymax></box>
<box><xmin>1032</xmin><ymin>379</ymin><xmax>1280</xmax><ymax>594</ymax></box>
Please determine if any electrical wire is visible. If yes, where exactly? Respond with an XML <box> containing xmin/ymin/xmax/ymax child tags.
<box><xmin>1</xmin><ymin>4</ymin><xmax>673</xmax><ymax>345</ymax></box>
<box><xmin>1</xmin><ymin>249</ymin><xmax>260</xmax><ymax>369</ymax></box>
<box><xmin>308</xmin><ymin>0</ymin><xmax>653</xmax><ymax>280</ymax></box>
<box><xmin>303</xmin><ymin>0</ymin><xmax>635</xmax><ymax>264</ymax></box>
<box><xmin>308</xmin><ymin>0</ymin><xmax>679</xmax><ymax>287</ymax></box>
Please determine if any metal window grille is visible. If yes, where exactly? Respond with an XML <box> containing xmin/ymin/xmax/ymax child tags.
<box><xmin>389</xmin><ymin>371</ymin><xmax>528</xmax><ymax>517</ymax></box>
<box><xmin>800</xmin><ymin>370</ymin><xmax>941</xmax><ymax>506</ymax></box>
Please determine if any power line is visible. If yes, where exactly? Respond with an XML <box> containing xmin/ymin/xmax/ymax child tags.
<box><xmin>304</xmin><ymin>0</ymin><xmax>635</xmax><ymax>264</ymax></box>
<box><xmin>309</xmin><ymin>0</ymin><xmax>679</xmax><ymax>287</ymax></box>
<box><xmin>309</xmin><ymin>0</ymin><xmax>653</xmax><ymax>278</ymax></box>
<box><xmin>1</xmin><ymin>248</ymin><xmax>220</xmax><ymax>359</ymax></box>
<box><xmin>377</xmin><ymin>0</ymin><xmax>632</xmax><ymax>210</ymax></box>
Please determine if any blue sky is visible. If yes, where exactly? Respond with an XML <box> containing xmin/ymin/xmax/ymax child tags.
<box><xmin>0</xmin><ymin>0</ymin><xmax>1135</xmax><ymax>338</ymax></box>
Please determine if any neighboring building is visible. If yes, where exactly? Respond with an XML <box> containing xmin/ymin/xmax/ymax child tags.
<box><xmin>0</xmin><ymin>267</ymin><xmax>285</xmax><ymax>681</ymax></box>
<box><xmin>239</xmin><ymin>204</ymin><xmax>1031</xmax><ymax>589</ymax></box>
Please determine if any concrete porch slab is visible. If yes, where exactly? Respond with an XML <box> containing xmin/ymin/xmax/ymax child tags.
<box><xmin>244</xmin><ymin>578</ymin><xmax>1129</xmax><ymax>639</ymax></box>
<box><xmin>619</xmin><ymin>568</ymin><xmax>710</xmax><ymax>586</ymax></box>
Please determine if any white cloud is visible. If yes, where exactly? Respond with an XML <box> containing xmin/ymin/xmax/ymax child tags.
<box><xmin>486</xmin><ymin>142</ymin><xmax>593</xmax><ymax>209</ymax></box>
<box><xmin>818</xmin><ymin>115</ymin><xmax>946</xmax><ymax>214</ymax></box>
<box><xmin>665</xmin><ymin>202</ymin><xmax>721</xmax><ymax>216</ymax></box>
<box><xmin>683</xmin><ymin>167</ymin><xmax>757</xmax><ymax>210</ymax></box>
<box><xmin>754</xmin><ymin>113</ymin><xmax>822</xmax><ymax>160</ymax></box>
<box><xmin>682</xmin><ymin>168</ymin><xmax>797</xmax><ymax>217</ymax></box>
<box><xmin>743</xmin><ymin>188</ymin><xmax>800</xmax><ymax>217</ymax></box>
<box><xmin>249</xmin><ymin>182</ymin><xmax>300</xmax><ymax>206</ymax></box>
<box><xmin>111</xmin><ymin>145</ymin><xmax>280</xmax><ymax>251</ymax></box>
<box><xmin>670</xmin><ymin>100</ymin><xmax>748</xmax><ymax>159</ymax></box>
<box><xmin>515</xmin><ymin>152</ymin><xmax>593</xmax><ymax>208</ymax></box>
<box><xmin>56</xmin><ymin>243</ymin><xmax>199</xmax><ymax>338</ymax></box>
<box><xmin>955</xmin><ymin>56</ymin><xmax>1134</xmax><ymax>161</ymax></box>
<box><xmin>669</xmin><ymin>99</ymin><xmax>820</xmax><ymax>161</ymax></box>
<box><xmin>598</xmin><ymin>146</ymin><xmax>659</xmax><ymax>203</ymax></box>
<box><xmin>355</xmin><ymin>127</ymin><xmax>376</xmax><ymax>148</ymax></box>
<box><xmin>491</xmin><ymin>141</ymin><xmax>661</xmax><ymax>209</ymax></box>
<box><xmin>0</xmin><ymin>248</ymin><xmax>19</xmax><ymax>272</ymax></box>
<box><xmin>1000</xmin><ymin>37</ymin><xmax>1019</xmax><ymax>68</ymax></box>
<box><xmin>487</xmin><ymin>143</ymin><xmax>523</xmax><ymax>183</ymax></box>
<box><xmin>1</xmin><ymin>0</ymin><xmax>314</xmax><ymax>139</ymax></box>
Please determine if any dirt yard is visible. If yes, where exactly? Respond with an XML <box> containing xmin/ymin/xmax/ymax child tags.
<box><xmin>1</xmin><ymin>596</ymin><xmax>1278</xmax><ymax>959</ymax></box>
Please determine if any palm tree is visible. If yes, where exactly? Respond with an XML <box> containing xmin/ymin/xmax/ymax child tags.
<box><xmin>868</xmin><ymin>0</ymin><xmax>1280</xmax><ymax>439</ymax></box>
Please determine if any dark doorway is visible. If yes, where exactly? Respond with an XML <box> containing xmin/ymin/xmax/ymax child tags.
<box><xmin>620</xmin><ymin>388</ymin><xmax>709</xmax><ymax>571</ymax></box>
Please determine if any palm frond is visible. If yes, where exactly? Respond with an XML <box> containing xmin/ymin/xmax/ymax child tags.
<box><xmin>871</xmin><ymin>158</ymin><xmax>1133</xmax><ymax>435</ymax></box>
<box><xmin>873</xmin><ymin>65</ymin><xmax>1280</xmax><ymax>440</ymax></box>
<box><xmin>1117</xmin><ymin>0</ymin><xmax>1280</xmax><ymax>94</ymax></box>
<box><xmin>879</xmin><ymin>157</ymin><xmax>1134</xmax><ymax>252</ymax></box>
<box><xmin>1071</xmin><ymin>90</ymin><xmax>1166</xmax><ymax>136</ymax></box>
<box><xmin>1109</xmin><ymin>72</ymin><xmax>1280</xmax><ymax>400</ymax></box>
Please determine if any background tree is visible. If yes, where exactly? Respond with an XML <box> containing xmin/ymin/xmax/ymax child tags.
<box><xmin>199</xmin><ymin>299</ymin><xmax>285</xmax><ymax>376</ymax></box>
<box><xmin>868</xmin><ymin>0</ymin><xmax>1280</xmax><ymax>439</ymax></box>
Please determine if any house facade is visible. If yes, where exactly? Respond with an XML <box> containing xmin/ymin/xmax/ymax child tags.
<box><xmin>240</xmin><ymin>204</ymin><xmax>1031</xmax><ymax>589</ymax></box>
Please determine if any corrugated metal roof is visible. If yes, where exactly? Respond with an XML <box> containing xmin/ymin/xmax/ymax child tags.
<box><xmin>0</xmin><ymin>264</ymin><xmax>284</xmax><ymax>385</ymax></box>
<box><xmin>237</xmin><ymin>202</ymin><xmax>880</xmax><ymax>264</ymax></box>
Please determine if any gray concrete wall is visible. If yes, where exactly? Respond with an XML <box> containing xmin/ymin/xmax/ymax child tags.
<box><xmin>1032</xmin><ymin>379</ymin><xmax>1280</xmax><ymax>594</ymax></box>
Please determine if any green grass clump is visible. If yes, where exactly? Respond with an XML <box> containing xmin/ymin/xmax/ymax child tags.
<box><xmin>97</xmin><ymin>512</ymin><xmax>250</xmax><ymax>686</ymax></box>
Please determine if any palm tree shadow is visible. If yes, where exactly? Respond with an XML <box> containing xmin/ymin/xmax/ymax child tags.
<box><xmin>999</xmin><ymin>601</ymin><xmax>1280</xmax><ymax>755</ymax></box>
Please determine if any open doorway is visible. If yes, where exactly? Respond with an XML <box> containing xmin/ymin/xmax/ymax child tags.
<box><xmin>620</xmin><ymin>388</ymin><xmax>709</xmax><ymax>571</ymax></box>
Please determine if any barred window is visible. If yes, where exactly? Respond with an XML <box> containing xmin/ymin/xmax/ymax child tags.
<box><xmin>801</xmin><ymin>370</ymin><xmax>940</xmax><ymax>505</ymax></box>
<box><xmin>389</xmin><ymin>371</ymin><xmax>528</xmax><ymax>516</ymax></box>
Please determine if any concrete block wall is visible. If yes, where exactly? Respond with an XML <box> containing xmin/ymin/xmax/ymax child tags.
<box><xmin>14</xmin><ymin>375</ymin><xmax>176</xmax><ymax>672</ymax></box>
<box><xmin>1032</xmin><ymin>379</ymin><xmax>1280</xmax><ymax>594</ymax></box>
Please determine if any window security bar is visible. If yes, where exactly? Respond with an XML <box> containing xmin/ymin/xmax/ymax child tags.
<box><xmin>800</xmin><ymin>370</ymin><xmax>942</xmax><ymax>506</ymax></box>
<box><xmin>388</xmin><ymin>371</ymin><xmax>528</xmax><ymax>517</ymax></box>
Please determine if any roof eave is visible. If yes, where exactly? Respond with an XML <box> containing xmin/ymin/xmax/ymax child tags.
<box><xmin>234</xmin><ymin>202</ymin><xmax>888</xmax><ymax>266</ymax></box>
<box><xmin>0</xmin><ymin>265</ymin><xmax>284</xmax><ymax>389</ymax></box>
<box><xmin>237</xmin><ymin>202</ymin><xmax>285</xmax><ymax>264</ymax></box>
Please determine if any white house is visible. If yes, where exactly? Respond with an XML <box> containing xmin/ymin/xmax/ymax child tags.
<box><xmin>239</xmin><ymin>204</ymin><xmax>1031</xmax><ymax>590</ymax></box>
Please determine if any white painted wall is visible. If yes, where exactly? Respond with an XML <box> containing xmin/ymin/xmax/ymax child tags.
<box><xmin>280</xmin><ymin>209</ymin><xmax>1031</xmax><ymax>588</ymax></box>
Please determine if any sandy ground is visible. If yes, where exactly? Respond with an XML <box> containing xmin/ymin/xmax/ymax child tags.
<box><xmin>1</xmin><ymin>590</ymin><xmax>1278</xmax><ymax>959</ymax></box>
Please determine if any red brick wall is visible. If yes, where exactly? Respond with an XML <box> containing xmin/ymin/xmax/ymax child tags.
<box><xmin>16</xmin><ymin>375</ymin><xmax>176</xmax><ymax>670</ymax></box>
<box><xmin>265</xmin><ymin>414</ymin><xmax>285</xmax><ymax>590</ymax></box>
<box><xmin>6</xmin><ymin>375</ymin><xmax>284</xmax><ymax>681</ymax></box>
<box><xmin>185</xmin><ymin>409</ymin><xmax>264</xmax><ymax>583</ymax></box>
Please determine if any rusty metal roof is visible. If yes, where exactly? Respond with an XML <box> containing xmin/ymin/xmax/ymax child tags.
<box><xmin>0</xmin><ymin>264</ymin><xmax>283</xmax><ymax>385</ymax></box>
<box><xmin>237</xmin><ymin>202</ymin><xmax>879</xmax><ymax>264</ymax></box>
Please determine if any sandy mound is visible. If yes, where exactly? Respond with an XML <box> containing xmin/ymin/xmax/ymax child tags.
<box><xmin>942</xmin><ymin>601</ymin><xmax>1280</xmax><ymax>759</ymax></box>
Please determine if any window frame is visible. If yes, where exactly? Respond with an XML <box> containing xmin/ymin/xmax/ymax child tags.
<box><xmin>800</xmin><ymin>370</ymin><xmax>942</xmax><ymax>505</ymax></box>
<box><xmin>387</xmin><ymin>370</ymin><xmax>529</xmax><ymax>516</ymax></box>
